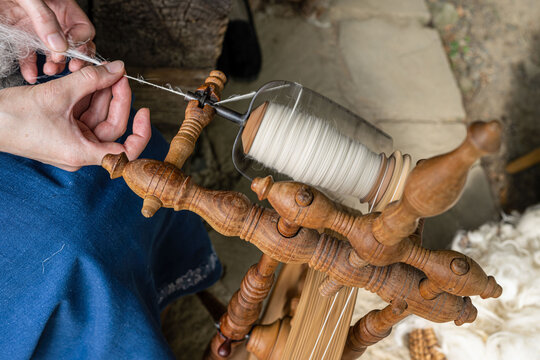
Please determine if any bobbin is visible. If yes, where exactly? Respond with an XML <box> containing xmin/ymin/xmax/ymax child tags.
<box><xmin>185</xmin><ymin>80</ymin><xmax>411</xmax><ymax>211</ymax></box>
<box><xmin>239</xmin><ymin>99</ymin><xmax>411</xmax><ymax>211</ymax></box>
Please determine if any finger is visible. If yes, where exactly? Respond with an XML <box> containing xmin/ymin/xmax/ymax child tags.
<box><xmin>92</xmin><ymin>77</ymin><xmax>130</xmax><ymax>141</ymax></box>
<box><xmin>77</xmin><ymin>119</ymin><xmax>100</xmax><ymax>143</ymax></box>
<box><xmin>122</xmin><ymin>108</ymin><xmax>152</xmax><ymax>160</ymax></box>
<box><xmin>19</xmin><ymin>52</ymin><xmax>38</xmax><ymax>83</ymax></box>
<box><xmin>80</xmin><ymin>87</ymin><xmax>112</xmax><ymax>130</ymax></box>
<box><xmin>58</xmin><ymin>61</ymin><xmax>125</xmax><ymax>103</ymax></box>
<box><xmin>63</xmin><ymin>0</ymin><xmax>95</xmax><ymax>43</ymax></box>
<box><xmin>85</xmin><ymin>108</ymin><xmax>151</xmax><ymax>165</ymax></box>
<box><xmin>17</xmin><ymin>0</ymin><xmax>68</xmax><ymax>53</ymax></box>
<box><xmin>43</xmin><ymin>53</ymin><xmax>65</xmax><ymax>75</ymax></box>
<box><xmin>73</xmin><ymin>93</ymin><xmax>93</xmax><ymax>118</ymax></box>
<box><xmin>67</xmin><ymin>20</ymin><xmax>95</xmax><ymax>45</ymax></box>
<box><xmin>50</xmin><ymin>52</ymin><xmax>65</xmax><ymax>64</ymax></box>
<box><xmin>69</xmin><ymin>41</ymin><xmax>97</xmax><ymax>72</ymax></box>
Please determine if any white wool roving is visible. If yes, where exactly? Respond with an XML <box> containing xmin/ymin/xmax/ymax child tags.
<box><xmin>0</xmin><ymin>21</ymin><xmax>102</xmax><ymax>77</ymax></box>
<box><xmin>352</xmin><ymin>204</ymin><xmax>540</xmax><ymax>360</ymax></box>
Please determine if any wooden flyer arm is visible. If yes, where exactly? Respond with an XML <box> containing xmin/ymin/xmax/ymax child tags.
<box><xmin>101</xmin><ymin>154</ymin><xmax>476</xmax><ymax>326</ymax></box>
<box><xmin>253</xmin><ymin>121</ymin><xmax>503</xmax><ymax>300</ymax></box>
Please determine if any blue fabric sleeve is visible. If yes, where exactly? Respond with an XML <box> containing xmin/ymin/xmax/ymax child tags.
<box><xmin>0</xmin><ymin>65</ymin><xmax>221</xmax><ymax>359</ymax></box>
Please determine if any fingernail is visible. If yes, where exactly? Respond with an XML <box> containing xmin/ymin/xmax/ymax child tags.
<box><xmin>47</xmin><ymin>32</ymin><xmax>67</xmax><ymax>52</ymax></box>
<box><xmin>104</xmin><ymin>60</ymin><xmax>124</xmax><ymax>73</ymax></box>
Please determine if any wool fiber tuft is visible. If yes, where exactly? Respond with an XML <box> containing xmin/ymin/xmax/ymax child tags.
<box><xmin>353</xmin><ymin>204</ymin><xmax>540</xmax><ymax>359</ymax></box>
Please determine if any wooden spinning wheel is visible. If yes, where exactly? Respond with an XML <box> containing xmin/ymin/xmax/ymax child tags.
<box><xmin>101</xmin><ymin>71</ymin><xmax>502</xmax><ymax>360</ymax></box>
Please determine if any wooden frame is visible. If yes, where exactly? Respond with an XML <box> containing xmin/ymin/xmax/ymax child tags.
<box><xmin>101</xmin><ymin>71</ymin><xmax>502</xmax><ymax>359</ymax></box>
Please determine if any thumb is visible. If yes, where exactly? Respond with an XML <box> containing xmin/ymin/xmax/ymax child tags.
<box><xmin>59</xmin><ymin>61</ymin><xmax>125</xmax><ymax>103</ymax></box>
<box><xmin>17</xmin><ymin>0</ymin><xmax>67</xmax><ymax>52</ymax></box>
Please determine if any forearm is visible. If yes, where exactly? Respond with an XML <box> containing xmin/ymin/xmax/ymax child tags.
<box><xmin>0</xmin><ymin>86</ymin><xmax>36</xmax><ymax>158</ymax></box>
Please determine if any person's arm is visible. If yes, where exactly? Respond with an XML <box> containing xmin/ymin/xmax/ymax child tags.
<box><xmin>0</xmin><ymin>0</ymin><xmax>95</xmax><ymax>83</ymax></box>
<box><xmin>0</xmin><ymin>61</ymin><xmax>151</xmax><ymax>171</ymax></box>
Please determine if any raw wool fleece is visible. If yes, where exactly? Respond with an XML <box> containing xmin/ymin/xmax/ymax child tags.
<box><xmin>0</xmin><ymin>20</ymin><xmax>104</xmax><ymax>77</ymax></box>
<box><xmin>352</xmin><ymin>204</ymin><xmax>540</xmax><ymax>360</ymax></box>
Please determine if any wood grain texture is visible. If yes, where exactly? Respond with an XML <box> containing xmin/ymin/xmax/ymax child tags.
<box><xmin>93</xmin><ymin>0</ymin><xmax>231</xmax><ymax>68</ymax></box>
<box><xmin>342</xmin><ymin>301</ymin><xmax>409</xmax><ymax>360</ymax></box>
<box><xmin>208</xmin><ymin>254</ymin><xmax>279</xmax><ymax>359</ymax></box>
<box><xmin>164</xmin><ymin>71</ymin><xmax>227</xmax><ymax>170</ymax></box>
<box><xmin>372</xmin><ymin>121</ymin><xmax>502</xmax><ymax>246</ymax></box>
<box><xmin>246</xmin><ymin>317</ymin><xmax>291</xmax><ymax>360</ymax></box>
<box><xmin>102</xmin><ymin>153</ymin><xmax>478</xmax><ymax>325</ymax></box>
<box><xmin>101</xmin><ymin>72</ymin><xmax>503</xmax><ymax>359</ymax></box>
<box><xmin>252</xmin><ymin>121</ymin><xmax>503</xmax><ymax>300</ymax></box>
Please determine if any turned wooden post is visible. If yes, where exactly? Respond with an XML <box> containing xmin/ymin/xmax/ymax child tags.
<box><xmin>207</xmin><ymin>254</ymin><xmax>280</xmax><ymax>359</ymax></box>
<box><xmin>141</xmin><ymin>70</ymin><xmax>227</xmax><ymax>218</ymax></box>
<box><xmin>372</xmin><ymin>121</ymin><xmax>502</xmax><ymax>245</ymax></box>
<box><xmin>342</xmin><ymin>300</ymin><xmax>409</xmax><ymax>360</ymax></box>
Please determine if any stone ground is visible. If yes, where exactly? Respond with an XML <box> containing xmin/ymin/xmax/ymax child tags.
<box><xmin>425</xmin><ymin>0</ymin><xmax>540</xmax><ymax>212</ymax></box>
<box><xmin>129</xmin><ymin>0</ymin><xmax>512</xmax><ymax>358</ymax></box>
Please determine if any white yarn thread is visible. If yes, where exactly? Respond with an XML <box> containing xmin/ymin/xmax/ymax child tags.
<box><xmin>309</xmin><ymin>292</ymin><xmax>340</xmax><ymax>360</ymax></box>
<box><xmin>216</xmin><ymin>91</ymin><xmax>257</xmax><ymax>105</ymax></box>
<box><xmin>320</xmin><ymin>288</ymin><xmax>356</xmax><ymax>360</ymax></box>
<box><xmin>248</xmin><ymin>102</ymin><xmax>383</xmax><ymax>199</ymax></box>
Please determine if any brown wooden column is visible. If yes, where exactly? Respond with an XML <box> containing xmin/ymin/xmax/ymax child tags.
<box><xmin>207</xmin><ymin>253</ymin><xmax>280</xmax><ymax>359</ymax></box>
<box><xmin>342</xmin><ymin>301</ymin><xmax>409</xmax><ymax>360</ymax></box>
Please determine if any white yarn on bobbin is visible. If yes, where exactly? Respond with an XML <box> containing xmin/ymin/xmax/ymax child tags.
<box><xmin>247</xmin><ymin>102</ymin><xmax>383</xmax><ymax>200</ymax></box>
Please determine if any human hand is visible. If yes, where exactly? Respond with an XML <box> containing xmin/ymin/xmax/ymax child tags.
<box><xmin>0</xmin><ymin>61</ymin><xmax>151</xmax><ymax>171</ymax></box>
<box><xmin>0</xmin><ymin>0</ymin><xmax>95</xmax><ymax>83</ymax></box>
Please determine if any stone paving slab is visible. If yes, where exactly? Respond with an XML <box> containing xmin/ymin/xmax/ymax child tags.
<box><xmin>221</xmin><ymin>13</ymin><xmax>352</xmax><ymax>109</ymax></box>
<box><xmin>339</xmin><ymin>18</ymin><xmax>466</xmax><ymax>123</ymax></box>
<box><xmin>330</xmin><ymin>0</ymin><xmax>431</xmax><ymax>24</ymax></box>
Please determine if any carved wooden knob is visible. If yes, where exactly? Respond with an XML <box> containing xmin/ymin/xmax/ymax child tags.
<box><xmin>373</xmin><ymin>120</ymin><xmax>502</xmax><ymax>247</ymax></box>
<box><xmin>277</xmin><ymin>217</ymin><xmax>300</xmax><ymax>238</ymax></box>
<box><xmin>454</xmin><ymin>296</ymin><xmax>477</xmax><ymax>325</ymax></box>
<box><xmin>141</xmin><ymin>195</ymin><xmax>163</xmax><ymax>218</ymax></box>
<box><xmin>406</xmin><ymin>247</ymin><xmax>503</xmax><ymax>299</ymax></box>
<box><xmin>450</xmin><ymin>257</ymin><xmax>470</xmax><ymax>275</ymax></box>
<box><xmin>101</xmin><ymin>152</ymin><xmax>129</xmax><ymax>179</ymax></box>
<box><xmin>295</xmin><ymin>186</ymin><xmax>313</xmax><ymax>207</ymax></box>
<box><xmin>251</xmin><ymin>175</ymin><xmax>274</xmax><ymax>201</ymax></box>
